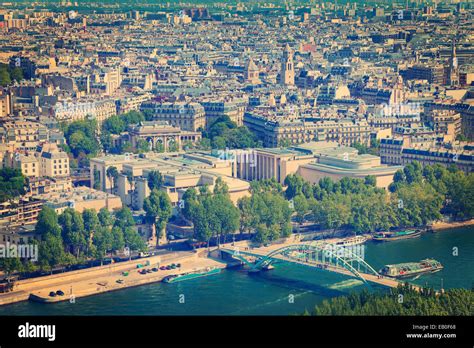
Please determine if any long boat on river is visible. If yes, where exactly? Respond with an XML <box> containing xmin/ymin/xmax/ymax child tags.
<box><xmin>372</xmin><ymin>229</ymin><xmax>422</xmax><ymax>242</ymax></box>
<box><xmin>379</xmin><ymin>259</ymin><xmax>443</xmax><ymax>279</ymax></box>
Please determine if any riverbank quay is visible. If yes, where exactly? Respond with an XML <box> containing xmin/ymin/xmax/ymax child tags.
<box><xmin>0</xmin><ymin>251</ymin><xmax>226</xmax><ymax>306</ymax></box>
<box><xmin>431</xmin><ymin>219</ymin><xmax>474</xmax><ymax>231</ymax></box>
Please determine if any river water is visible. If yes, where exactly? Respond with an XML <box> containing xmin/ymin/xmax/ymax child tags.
<box><xmin>1</xmin><ymin>226</ymin><xmax>473</xmax><ymax>315</ymax></box>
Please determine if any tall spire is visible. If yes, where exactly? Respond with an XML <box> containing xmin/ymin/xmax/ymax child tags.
<box><xmin>279</xmin><ymin>44</ymin><xmax>295</xmax><ymax>86</ymax></box>
<box><xmin>449</xmin><ymin>34</ymin><xmax>459</xmax><ymax>87</ymax></box>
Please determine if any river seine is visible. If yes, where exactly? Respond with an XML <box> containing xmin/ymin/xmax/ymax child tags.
<box><xmin>1</xmin><ymin>226</ymin><xmax>472</xmax><ymax>315</ymax></box>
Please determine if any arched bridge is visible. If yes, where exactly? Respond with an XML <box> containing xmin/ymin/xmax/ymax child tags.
<box><xmin>220</xmin><ymin>242</ymin><xmax>418</xmax><ymax>289</ymax></box>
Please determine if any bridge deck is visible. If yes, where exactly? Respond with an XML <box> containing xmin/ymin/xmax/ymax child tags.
<box><xmin>221</xmin><ymin>245</ymin><xmax>421</xmax><ymax>291</ymax></box>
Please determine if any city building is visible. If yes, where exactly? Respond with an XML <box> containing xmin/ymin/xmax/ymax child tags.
<box><xmin>89</xmin><ymin>152</ymin><xmax>251</xmax><ymax>210</ymax></box>
<box><xmin>226</xmin><ymin>141</ymin><xmax>401</xmax><ymax>188</ymax></box>
<box><xmin>125</xmin><ymin>121</ymin><xmax>201</xmax><ymax>152</ymax></box>
<box><xmin>140</xmin><ymin>101</ymin><xmax>206</xmax><ymax>131</ymax></box>
<box><xmin>9</xmin><ymin>143</ymin><xmax>69</xmax><ymax>178</ymax></box>
<box><xmin>279</xmin><ymin>44</ymin><xmax>295</xmax><ymax>86</ymax></box>
<box><xmin>34</xmin><ymin>186</ymin><xmax>122</xmax><ymax>214</ymax></box>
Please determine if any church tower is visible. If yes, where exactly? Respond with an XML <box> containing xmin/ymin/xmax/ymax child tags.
<box><xmin>279</xmin><ymin>44</ymin><xmax>295</xmax><ymax>85</ymax></box>
<box><xmin>245</xmin><ymin>57</ymin><xmax>260</xmax><ymax>84</ymax></box>
<box><xmin>448</xmin><ymin>36</ymin><xmax>459</xmax><ymax>87</ymax></box>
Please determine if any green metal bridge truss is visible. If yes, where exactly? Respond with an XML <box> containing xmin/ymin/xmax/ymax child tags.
<box><xmin>221</xmin><ymin>243</ymin><xmax>379</xmax><ymax>286</ymax></box>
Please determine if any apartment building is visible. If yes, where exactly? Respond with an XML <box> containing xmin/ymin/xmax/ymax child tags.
<box><xmin>244</xmin><ymin>111</ymin><xmax>371</xmax><ymax>147</ymax></box>
<box><xmin>0</xmin><ymin>120</ymin><xmax>48</xmax><ymax>152</ymax></box>
<box><xmin>401</xmin><ymin>64</ymin><xmax>446</xmax><ymax>85</ymax></box>
<box><xmin>140</xmin><ymin>101</ymin><xmax>206</xmax><ymax>132</ymax></box>
<box><xmin>0</xmin><ymin>198</ymin><xmax>43</xmax><ymax>230</ymax></box>
<box><xmin>401</xmin><ymin>146</ymin><xmax>473</xmax><ymax>173</ymax></box>
<box><xmin>0</xmin><ymin>92</ymin><xmax>12</xmax><ymax>117</ymax></box>
<box><xmin>380</xmin><ymin>137</ymin><xmax>473</xmax><ymax>172</ymax></box>
<box><xmin>423</xmin><ymin>109</ymin><xmax>461</xmax><ymax>142</ymax></box>
<box><xmin>11</xmin><ymin>143</ymin><xmax>69</xmax><ymax>178</ymax></box>
<box><xmin>198</xmin><ymin>97</ymin><xmax>247</xmax><ymax>127</ymax></box>
<box><xmin>53</xmin><ymin>98</ymin><xmax>117</xmax><ymax>124</ymax></box>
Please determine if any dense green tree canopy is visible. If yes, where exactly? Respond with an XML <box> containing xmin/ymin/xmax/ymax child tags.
<box><xmin>313</xmin><ymin>285</ymin><xmax>473</xmax><ymax>316</ymax></box>
<box><xmin>147</xmin><ymin>170</ymin><xmax>163</xmax><ymax>191</ymax></box>
<box><xmin>0</xmin><ymin>168</ymin><xmax>27</xmax><ymax>202</ymax></box>
<box><xmin>183</xmin><ymin>180</ymin><xmax>240</xmax><ymax>245</ymax></box>
<box><xmin>143</xmin><ymin>189</ymin><xmax>172</xmax><ymax>245</ymax></box>
<box><xmin>0</xmin><ymin>63</ymin><xmax>23</xmax><ymax>86</ymax></box>
<box><xmin>63</xmin><ymin>119</ymin><xmax>100</xmax><ymax>158</ymax></box>
<box><xmin>6</xmin><ymin>204</ymin><xmax>147</xmax><ymax>274</ymax></box>
<box><xmin>202</xmin><ymin>116</ymin><xmax>259</xmax><ymax>150</ymax></box>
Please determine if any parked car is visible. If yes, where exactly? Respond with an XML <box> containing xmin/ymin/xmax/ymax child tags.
<box><xmin>56</xmin><ymin>290</ymin><xmax>64</xmax><ymax>296</ymax></box>
<box><xmin>49</xmin><ymin>291</ymin><xmax>57</xmax><ymax>297</ymax></box>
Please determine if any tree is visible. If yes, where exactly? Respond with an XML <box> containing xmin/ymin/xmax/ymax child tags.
<box><xmin>59</xmin><ymin>208</ymin><xmax>87</xmax><ymax>258</ymax></box>
<box><xmin>201</xmin><ymin>115</ymin><xmax>257</xmax><ymax>150</ymax></box>
<box><xmin>64</xmin><ymin>120</ymin><xmax>100</xmax><ymax>158</ymax></box>
<box><xmin>238</xmin><ymin>196</ymin><xmax>254</xmax><ymax>238</ymax></box>
<box><xmin>213</xmin><ymin>177</ymin><xmax>229</xmax><ymax>195</ymax></box>
<box><xmin>114</xmin><ymin>207</ymin><xmax>135</xmax><ymax>230</ymax></box>
<box><xmin>284</xmin><ymin>174</ymin><xmax>305</xmax><ymax>199</ymax></box>
<box><xmin>10</xmin><ymin>67</ymin><xmax>23</xmax><ymax>82</ymax></box>
<box><xmin>102</xmin><ymin>115</ymin><xmax>126</xmax><ymax>134</ymax></box>
<box><xmin>147</xmin><ymin>170</ymin><xmax>163</xmax><ymax>191</ymax></box>
<box><xmin>192</xmin><ymin>204</ymin><xmax>212</xmax><ymax>245</ymax></box>
<box><xmin>136</xmin><ymin>139</ymin><xmax>150</xmax><ymax>153</ymax></box>
<box><xmin>403</xmin><ymin>161</ymin><xmax>423</xmax><ymax>184</ymax></box>
<box><xmin>0</xmin><ymin>257</ymin><xmax>23</xmax><ymax>280</ymax></box>
<box><xmin>392</xmin><ymin>183</ymin><xmax>443</xmax><ymax>227</ymax></box>
<box><xmin>111</xmin><ymin>226</ymin><xmax>125</xmax><ymax>252</ymax></box>
<box><xmin>106</xmin><ymin>166</ymin><xmax>119</xmax><ymax>193</ymax></box>
<box><xmin>0</xmin><ymin>69</ymin><xmax>11</xmax><ymax>86</ymax></box>
<box><xmin>253</xmin><ymin>224</ymin><xmax>270</xmax><ymax>244</ymax></box>
<box><xmin>92</xmin><ymin>226</ymin><xmax>113</xmax><ymax>264</ymax></box>
<box><xmin>312</xmin><ymin>194</ymin><xmax>351</xmax><ymax>230</ymax></box>
<box><xmin>93</xmin><ymin>169</ymin><xmax>101</xmax><ymax>190</ymax></box>
<box><xmin>319</xmin><ymin>177</ymin><xmax>334</xmax><ymax>194</ymax></box>
<box><xmin>123</xmin><ymin>226</ymin><xmax>146</xmax><ymax>256</ymax></box>
<box><xmin>83</xmin><ymin>209</ymin><xmax>100</xmax><ymax>252</ymax></box>
<box><xmin>185</xmin><ymin>183</ymin><xmax>239</xmax><ymax>246</ymax></box>
<box><xmin>364</xmin><ymin>175</ymin><xmax>377</xmax><ymax>187</ymax></box>
<box><xmin>38</xmin><ymin>234</ymin><xmax>67</xmax><ymax>273</ymax></box>
<box><xmin>34</xmin><ymin>206</ymin><xmax>68</xmax><ymax>271</ymax></box>
<box><xmin>155</xmin><ymin>142</ymin><xmax>165</xmax><ymax>153</ymax></box>
<box><xmin>312</xmin><ymin>286</ymin><xmax>473</xmax><ymax>316</ymax></box>
<box><xmin>0</xmin><ymin>168</ymin><xmax>27</xmax><ymax>203</ymax></box>
<box><xmin>250</xmin><ymin>178</ymin><xmax>283</xmax><ymax>194</ymax></box>
<box><xmin>35</xmin><ymin>206</ymin><xmax>61</xmax><ymax>238</ymax></box>
<box><xmin>98</xmin><ymin>208</ymin><xmax>113</xmax><ymax>227</ymax></box>
<box><xmin>168</xmin><ymin>141</ymin><xmax>179</xmax><ymax>152</ymax></box>
<box><xmin>212</xmin><ymin>192</ymin><xmax>240</xmax><ymax>244</ymax></box>
<box><xmin>126</xmin><ymin>173</ymin><xmax>135</xmax><ymax>205</ymax></box>
<box><xmin>182</xmin><ymin>187</ymin><xmax>199</xmax><ymax>222</ymax></box>
<box><xmin>294</xmin><ymin>194</ymin><xmax>309</xmax><ymax>225</ymax></box>
<box><xmin>241</xmin><ymin>189</ymin><xmax>292</xmax><ymax>243</ymax></box>
<box><xmin>143</xmin><ymin>189</ymin><xmax>172</xmax><ymax>246</ymax></box>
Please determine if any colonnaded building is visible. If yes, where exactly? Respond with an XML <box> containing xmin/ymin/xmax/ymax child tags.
<box><xmin>90</xmin><ymin>141</ymin><xmax>402</xmax><ymax>212</ymax></box>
